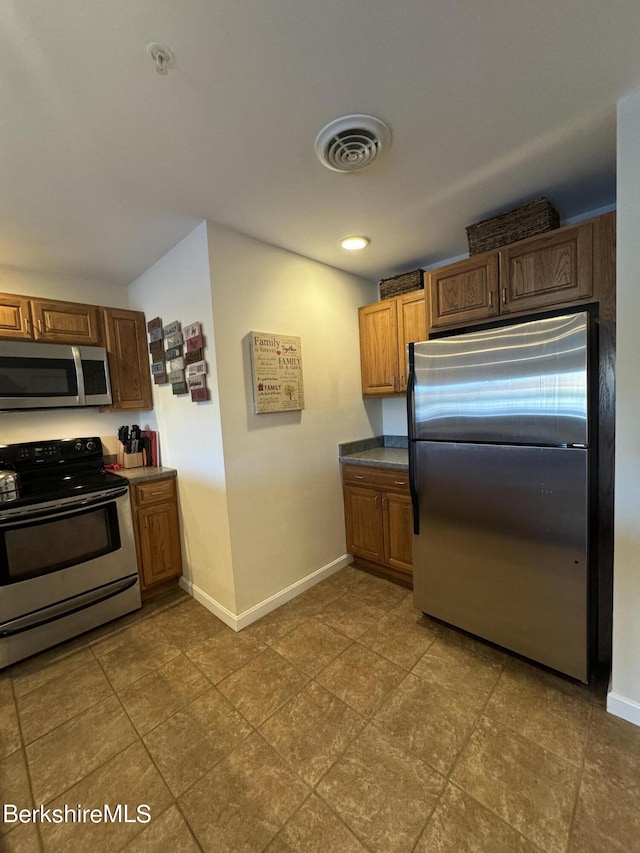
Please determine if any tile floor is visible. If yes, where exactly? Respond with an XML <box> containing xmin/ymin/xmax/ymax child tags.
<box><xmin>1</xmin><ymin>567</ymin><xmax>639</xmax><ymax>852</ymax></box>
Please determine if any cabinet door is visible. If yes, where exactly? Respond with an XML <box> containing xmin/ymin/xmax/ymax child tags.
<box><xmin>31</xmin><ymin>299</ymin><xmax>103</xmax><ymax>344</ymax></box>
<box><xmin>382</xmin><ymin>491</ymin><xmax>413</xmax><ymax>574</ymax></box>
<box><xmin>397</xmin><ymin>290</ymin><xmax>427</xmax><ymax>392</ymax></box>
<box><xmin>103</xmin><ymin>308</ymin><xmax>153</xmax><ymax>410</ymax></box>
<box><xmin>500</xmin><ymin>221</ymin><xmax>593</xmax><ymax>314</ymax></box>
<box><xmin>344</xmin><ymin>484</ymin><xmax>384</xmax><ymax>562</ymax></box>
<box><xmin>137</xmin><ymin>501</ymin><xmax>183</xmax><ymax>589</ymax></box>
<box><xmin>0</xmin><ymin>293</ymin><xmax>32</xmax><ymax>339</ymax></box>
<box><xmin>359</xmin><ymin>300</ymin><xmax>399</xmax><ymax>395</ymax></box>
<box><xmin>428</xmin><ymin>253</ymin><xmax>499</xmax><ymax>331</ymax></box>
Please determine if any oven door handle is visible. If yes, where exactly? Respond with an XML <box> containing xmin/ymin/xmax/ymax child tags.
<box><xmin>0</xmin><ymin>574</ymin><xmax>139</xmax><ymax>637</ymax></box>
<box><xmin>0</xmin><ymin>487</ymin><xmax>128</xmax><ymax>526</ymax></box>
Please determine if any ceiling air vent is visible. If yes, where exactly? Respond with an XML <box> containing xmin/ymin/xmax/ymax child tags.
<box><xmin>314</xmin><ymin>114</ymin><xmax>391</xmax><ymax>173</ymax></box>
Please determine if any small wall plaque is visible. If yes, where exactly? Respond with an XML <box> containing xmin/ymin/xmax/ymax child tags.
<box><xmin>186</xmin><ymin>334</ymin><xmax>204</xmax><ymax>352</ymax></box>
<box><xmin>154</xmin><ymin>371</ymin><xmax>167</xmax><ymax>385</ymax></box>
<box><xmin>147</xmin><ymin>317</ymin><xmax>163</xmax><ymax>332</ymax></box>
<box><xmin>184</xmin><ymin>348</ymin><xmax>203</xmax><ymax>365</ymax></box>
<box><xmin>186</xmin><ymin>360</ymin><xmax>206</xmax><ymax>377</ymax></box>
<box><xmin>188</xmin><ymin>374</ymin><xmax>206</xmax><ymax>390</ymax></box>
<box><xmin>169</xmin><ymin>357</ymin><xmax>185</xmax><ymax>371</ymax></box>
<box><xmin>163</xmin><ymin>321</ymin><xmax>181</xmax><ymax>336</ymax></box>
<box><xmin>149</xmin><ymin>327</ymin><xmax>164</xmax><ymax>342</ymax></box>
<box><xmin>151</xmin><ymin>361</ymin><xmax>166</xmax><ymax>375</ymax></box>
<box><xmin>165</xmin><ymin>332</ymin><xmax>183</xmax><ymax>348</ymax></box>
<box><xmin>167</xmin><ymin>369</ymin><xmax>184</xmax><ymax>384</ymax></box>
<box><xmin>172</xmin><ymin>381</ymin><xmax>188</xmax><ymax>395</ymax></box>
<box><xmin>165</xmin><ymin>345</ymin><xmax>183</xmax><ymax>360</ymax></box>
<box><xmin>149</xmin><ymin>339</ymin><xmax>164</xmax><ymax>358</ymax></box>
<box><xmin>191</xmin><ymin>387</ymin><xmax>209</xmax><ymax>402</ymax></box>
<box><xmin>183</xmin><ymin>322</ymin><xmax>201</xmax><ymax>340</ymax></box>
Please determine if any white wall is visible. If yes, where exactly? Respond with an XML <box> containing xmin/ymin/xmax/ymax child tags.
<box><xmin>128</xmin><ymin>223</ymin><xmax>237</xmax><ymax>613</ymax></box>
<box><xmin>609</xmin><ymin>90</ymin><xmax>640</xmax><ymax>724</ymax></box>
<box><xmin>382</xmin><ymin>397</ymin><xmax>409</xmax><ymax>436</ymax></box>
<box><xmin>0</xmin><ymin>267</ymin><xmax>130</xmax><ymax>448</ymax></box>
<box><xmin>207</xmin><ymin>222</ymin><xmax>380</xmax><ymax>614</ymax></box>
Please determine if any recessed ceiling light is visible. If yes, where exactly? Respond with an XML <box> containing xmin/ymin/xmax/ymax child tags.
<box><xmin>340</xmin><ymin>236</ymin><xmax>370</xmax><ymax>251</ymax></box>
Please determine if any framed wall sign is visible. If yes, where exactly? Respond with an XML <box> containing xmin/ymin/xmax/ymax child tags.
<box><xmin>250</xmin><ymin>331</ymin><xmax>304</xmax><ymax>414</ymax></box>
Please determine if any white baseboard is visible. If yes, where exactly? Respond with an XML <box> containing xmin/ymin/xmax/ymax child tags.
<box><xmin>179</xmin><ymin>554</ymin><xmax>352</xmax><ymax>632</ymax></box>
<box><xmin>607</xmin><ymin>690</ymin><xmax>640</xmax><ymax>727</ymax></box>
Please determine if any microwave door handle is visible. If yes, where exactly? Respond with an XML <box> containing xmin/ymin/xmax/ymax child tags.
<box><xmin>72</xmin><ymin>346</ymin><xmax>85</xmax><ymax>404</ymax></box>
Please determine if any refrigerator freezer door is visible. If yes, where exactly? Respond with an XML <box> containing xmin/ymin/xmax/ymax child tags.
<box><xmin>413</xmin><ymin>442</ymin><xmax>589</xmax><ymax>681</ymax></box>
<box><xmin>412</xmin><ymin>312</ymin><xmax>589</xmax><ymax>447</ymax></box>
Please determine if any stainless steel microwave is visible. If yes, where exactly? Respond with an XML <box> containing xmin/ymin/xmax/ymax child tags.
<box><xmin>0</xmin><ymin>341</ymin><xmax>112</xmax><ymax>409</ymax></box>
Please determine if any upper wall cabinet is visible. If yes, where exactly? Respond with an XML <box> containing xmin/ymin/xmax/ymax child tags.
<box><xmin>427</xmin><ymin>220</ymin><xmax>594</xmax><ymax>333</ymax></box>
<box><xmin>0</xmin><ymin>293</ymin><xmax>103</xmax><ymax>344</ymax></box>
<box><xmin>359</xmin><ymin>289</ymin><xmax>426</xmax><ymax>396</ymax></box>
<box><xmin>103</xmin><ymin>308</ymin><xmax>153</xmax><ymax>410</ymax></box>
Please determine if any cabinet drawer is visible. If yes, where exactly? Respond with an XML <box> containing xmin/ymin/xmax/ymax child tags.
<box><xmin>342</xmin><ymin>463</ymin><xmax>409</xmax><ymax>492</ymax></box>
<box><xmin>133</xmin><ymin>477</ymin><xmax>176</xmax><ymax>507</ymax></box>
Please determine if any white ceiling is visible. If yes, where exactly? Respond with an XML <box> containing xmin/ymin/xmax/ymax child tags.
<box><xmin>1</xmin><ymin>0</ymin><xmax>639</xmax><ymax>286</ymax></box>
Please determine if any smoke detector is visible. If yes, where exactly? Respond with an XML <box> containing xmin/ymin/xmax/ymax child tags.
<box><xmin>314</xmin><ymin>114</ymin><xmax>391</xmax><ymax>173</ymax></box>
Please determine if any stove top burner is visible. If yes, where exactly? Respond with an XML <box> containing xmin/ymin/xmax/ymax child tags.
<box><xmin>0</xmin><ymin>437</ymin><xmax>127</xmax><ymax>509</ymax></box>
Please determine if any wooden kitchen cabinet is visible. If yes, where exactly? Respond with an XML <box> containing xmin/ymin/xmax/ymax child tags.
<box><xmin>0</xmin><ymin>293</ymin><xmax>32</xmax><ymax>339</ymax></box>
<box><xmin>0</xmin><ymin>293</ymin><xmax>102</xmax><ymax>343</ymax></box>
<box><xmin>427</xmin><ymin>219</ymin><xmax>594</xmax><ymax>333</ymax></box>
<box><xmin>131</xmin><ymin>476</ymin><xmax>183</xmax><ymax>594</ymax></box>
<box><xmin>342</xmin><ymin>463</ymin><xmax>413</xmax><ymax>584</ymax></box>
<box><xmin>30</xmin><ymin>298</ymin><xmax>103</xmax><ymax>344</ymax></box>
<box><xmin>359</xmin><ymin>289</ymin><xmax>426</xmax><ymax>396</ymax></box>
<box><xmin>103</xmin><ymin>307</ymin><xmax>153</xmax><ymax>411</ymax></box>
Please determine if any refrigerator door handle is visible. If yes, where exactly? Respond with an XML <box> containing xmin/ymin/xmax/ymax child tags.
<box><xmin>407</xmin><ymin>343</ymin><xmax>419</xmax><ymax>534</ymax></box>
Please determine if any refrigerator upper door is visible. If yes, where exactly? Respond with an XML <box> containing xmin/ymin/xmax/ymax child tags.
<box><xmin>412</xmin><ymin>312</ymin><xmax>589</xmax><ymax>446</ymax></box>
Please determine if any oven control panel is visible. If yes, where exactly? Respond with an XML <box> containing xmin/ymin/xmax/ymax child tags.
<box><xmin>0</xmin><ymin>437</ymin><xmax>103</xmax><ymax>467</ymax></box>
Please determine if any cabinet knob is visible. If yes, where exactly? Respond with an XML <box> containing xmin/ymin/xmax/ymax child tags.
<box><xmin>354</xmin><ymin>475</ymin><xmax>364</xmax><ymax>480</ymax></box>
<box><xmin>23</xmin><ymin>318</ymin><xmax>29</xmax><ymax>333</ymax></box>
<box><xmin>37</xmin><ymin>319</ymin><xmax>43</xmax><ymax>334</ymax></box>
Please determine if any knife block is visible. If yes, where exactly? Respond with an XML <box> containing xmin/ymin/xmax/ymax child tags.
<box><xmin>117</xmin><ymin>442</ymin><xmax>145</xmax><ymax>469</ymax></box>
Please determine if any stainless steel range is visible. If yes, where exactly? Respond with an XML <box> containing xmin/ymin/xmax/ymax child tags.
<box><xmin>0</xmin><ymin>436</ymin><xmax>141</xmax><ymax>668</ymax></box>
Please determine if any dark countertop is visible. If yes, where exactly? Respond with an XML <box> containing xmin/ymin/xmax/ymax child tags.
<box><xmin>338</xmin><ymin>436</ymin><xmax>408</xmax><ymax>470</ymax></box>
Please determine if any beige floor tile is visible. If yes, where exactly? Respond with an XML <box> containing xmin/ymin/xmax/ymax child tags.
<box><xmin>485</xmin><ymin>665</ymin><xmax>591</xmax><ymax>764</ymax></box>
<box><xmin>179</xmin><ymin>732</ymin><xmax>309</xmax><ymax>853</ymax></box>
<box><xmin>0</xmin><ymin>701</ymin><xmax>21</xmax><ymax>759</ymax></box>
<box><xmin>95</xmin><ymin>622</ymin><xmax>182</xmax><ymax>691</ymax></box>
<box><xmin>316</xmin><ymin>644</ymin><xmax>406</xmax><ymax>717</ymax></box>
<box><xmin>272</xmin><ymin>619</ymin><xmax>350</xmax><ymax>678</ymax></box>
<box><xmin>283</xmin><ymin>582</ymin><xmax>344</xmax><ymax>618</ymax></box>
<box><xmin>569</xmin><ymin>766</ymin><xmax>640</xmax><ymax>852</ymax></box>
<box><xmin>267</xmin><ymin>794</ymin><xmax>367</xmax><ymax>852</ymax></box>
<box><xmin>3</xmin><ymin>822</ymin><xmax>42</xmax><ymax>852</ymax></box>
<box><xmin>144</xmin><ymin>687</ymin><xmax>252</xmax><ymax>797</ymax></box>
<box><xmin>118</xmin><ymin>654</ymin><xmax>210</xmax><ymax>735</ymax></box>
<box><xmin>317</xmin><ymin>725</ymin><xmax>444</xmax><ymax>853</ymax></box>
<box><xmin>452</xmin><ymin>716</ymin><xmax>581</xmax><ymax>853</ymax></box>
<box><xmin>260</xmin><ymin>681</ymin><xmax>366</xmax><ymax>785</ymax></box>
<box><xmin>39</xmin><ymin>742</ymin><xmax>172</xmax><ymax>852</ymax></box>
<box><xmin>0</xmin><ymin>670</ymin><xmax>13</xmax><ymax>706</ymax></box>
<box><xmin>507</xmin><ymin>656</ymin><xmax>609</xmax><ymax>708</ymax></box>
<box><xmin>373</xmin><ymin>673</ymin><xmax>480</xmax><ymax>775</ymax></box>
<box><xmin>315</xmin><ymin>594</ymin><xmax>386</xmax><ymax>640</ymax></box>
<box><xmin>319</xmin><ymin>567</ymin><xmax>367</xmax><ymax>596</ymax></box>
<box><xmin>10</xmin><ymin>646</ymin><xmax>95</xmax><ymax>699</ymax></box>
<box><xmin>412</xmin><ymin>637</ymin><xmax>502</xmax><ymax>708</ymax></box>
<box><xmin>0</xmin><ymin>750</ymin><xmax>32</xmax><ymax>837</ymax></box>
<box><xmin>25</xmin><ymin>695</ymin><xmax>137</xmax><ymax>804</ymax></box>
<box><xmin>349</xmin><ymin>573</ymin><xmax>410</xmax><ymax>611</ymax></box>
<box><xmin>585</xmin><ymin>707</ymin><xmax>640</xmax><ymax>791</ymax></box>
<box><xmin>245</xmin><ymin>602</ymin><xmax>310</xmax><ymax>646</ymax></box>
<box><xmin>359</xmin><ymin>613</ymin><xmax>437</xmax><ymax>670</ymax></box>
<box><xmin>437</xmin><ymin>624</ymin><xmax>509</xmax><ymax>664</ymax></box>
<box><xmin>122</xmin><ymin>804</ymin><xmax>200</xmax><ymax>852</ymax></box>
<box><xmin>186</xmin><ymin>628</ymin><xmax>266</xmax><ymax>684</ymax></box>
<box><xmin>218</xmin><ymin>648</ymin><xmax>307</xmax><ymax>726</ymax></box>
<box><xmin>17</xmin><ymin>660</ymin><xmax>113</xmax><ymax>744</ymax></box>
<box><xmin>416</xmin><ymin>783</ymin><xmax>539</xmax><ymax>852</ymax></box>
<box><xmin>150</xmin><ymin>598</ymin><xmax>226</xmax><ymax>652</ymax></box>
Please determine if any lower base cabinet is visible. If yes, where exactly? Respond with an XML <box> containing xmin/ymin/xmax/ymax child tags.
<box><xmin>342</xmin><ymin>464</ymin><xmax>413</xmax><ymax>584</ymax></box>
<box><xmin>130</xmin><ymin>476</ymin><xmax>183</xmax><ymax>594</ymax></box>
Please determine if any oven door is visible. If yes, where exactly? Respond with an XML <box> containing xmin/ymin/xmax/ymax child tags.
<box><xmin>0</xmin><ymin>486</ymin><xmax>139</xmax><ymax>623</ymax></box>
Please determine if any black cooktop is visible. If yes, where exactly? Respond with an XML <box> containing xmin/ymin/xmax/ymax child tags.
<box><xmin>0</xmin><ymin>437</ymin><xmax>127</xmax><ymax>510</ymax></box>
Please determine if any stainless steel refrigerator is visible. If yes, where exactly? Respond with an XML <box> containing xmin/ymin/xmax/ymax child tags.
<box><xmin>408</xmin><ymin>311</ymin><xmax>595</xmax><ymax>682</ymax></box>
